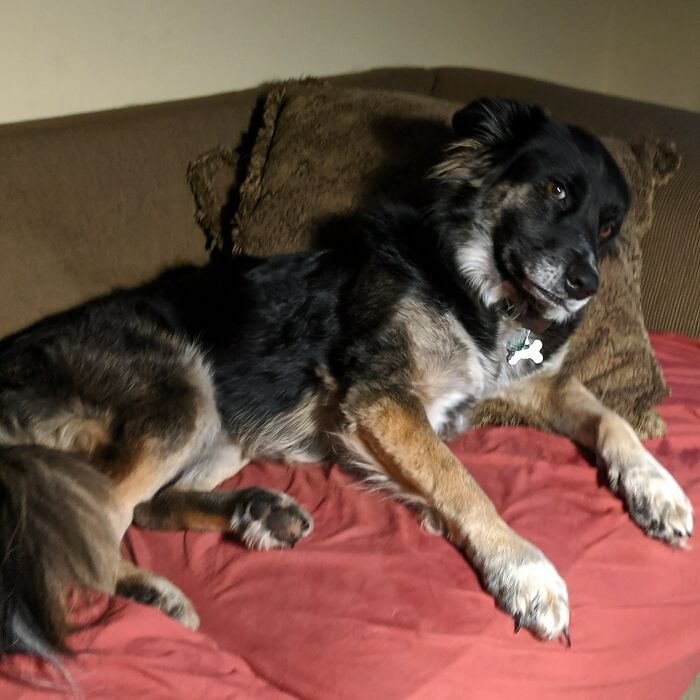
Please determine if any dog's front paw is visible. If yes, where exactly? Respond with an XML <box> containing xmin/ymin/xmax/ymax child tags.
<box><xmin>609</xmin><ymin>451</ymin><xmax>693</xmax><ymax>546</ymax></box>
<box><xmin>230</xmin><ymin>487</ymin><xmax>314</xmax><ymax>550</ymax></box>
<box><xmin>479</xmin><ymin>534</ymin><xmax>570</xmax><ymax>642</ymax></box>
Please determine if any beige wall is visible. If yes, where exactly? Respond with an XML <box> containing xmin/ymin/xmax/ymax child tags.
<box><xmin>0</xmin><ymin>0</ymin><xmax>697</xmax><ymax>125</ymax></box>
<box><xmin>605</xmin><ymin>0</ymin><xmax>700</xmax><ymax>113</ymax></box>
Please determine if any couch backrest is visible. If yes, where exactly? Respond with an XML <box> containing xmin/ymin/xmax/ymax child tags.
<box><xmin>0</xmin><ymin>67</ymin><xmax>697</xmax><ymax>337</ymax></box>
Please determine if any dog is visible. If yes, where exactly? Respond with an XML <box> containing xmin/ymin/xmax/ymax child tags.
<box><xmin>0</xmin><ymin>98</ymin><xmax>692</xmax><ymax>659</ymax></box>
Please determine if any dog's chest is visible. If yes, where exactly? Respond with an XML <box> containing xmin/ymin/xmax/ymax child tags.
<box><xmin>411</xmin><ymin>315</ymin><xmax>544</xmax><ymax>437</ymax></box>
<box><xmin>407</xmin><ymin>311</ymin><xmax>481</xmax><ymax>436</ymax></box>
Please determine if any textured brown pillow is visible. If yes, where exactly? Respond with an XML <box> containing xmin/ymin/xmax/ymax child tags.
<box><xmin>188</xmin><ymin>82</ymin><xmax>680</xmax><ymax>439</ymax></box>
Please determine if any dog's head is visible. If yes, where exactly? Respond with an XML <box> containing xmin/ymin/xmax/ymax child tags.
<box><xmin>431</xmin><ymin>98</ymin><xmax>629</xmax><ymax>329</ymax></box>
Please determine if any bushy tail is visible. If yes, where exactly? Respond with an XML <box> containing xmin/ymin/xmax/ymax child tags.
<box><xmin>0</xmin><ymin>445</ymin><xmax>119</xmax><ymax>658</ymax></box>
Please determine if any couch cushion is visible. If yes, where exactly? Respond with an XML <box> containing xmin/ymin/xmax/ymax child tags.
<box><xmin>0</xmin><ymin>68</ymin><xmax>436</xmax><ymax>339</ymax></box>
<box><xmin>188</xmin><ymin>82</ymin><xmax>676</xmax><ymax>438</ymax></box>
<box><xmin>0</xmin><ymin>90</ymin><xmax>266</xmax><ymax>337</ymax></box>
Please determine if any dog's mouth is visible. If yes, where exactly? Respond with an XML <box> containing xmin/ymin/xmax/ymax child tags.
<box><xmin>520</xmin><ymin>278</ymin><xmax>566</xmax><ymax>309</ymax></box>
<box><xmin>500</xmin><ymin>278</ymin><xmax>566</xmax><ymax>333</ymax></box>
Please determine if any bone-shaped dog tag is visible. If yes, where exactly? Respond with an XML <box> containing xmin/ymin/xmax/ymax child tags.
<box><xmin>508</xmin><ymin>339</ymin><xmax>544</xmax><ymax>365</ymax></box>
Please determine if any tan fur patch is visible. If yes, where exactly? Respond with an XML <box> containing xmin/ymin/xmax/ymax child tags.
<box><xmin>348</xmin><ymin>396</ymin><xmax>503</xmax><ymax>544</ymax></box>
<box><xmin>112</xmin><ymin>412</ymin><xmax>223</xmax><ymax>534</ymax></box>
<box><xmin>112</xmin><ymin>453</ymin><xmax>163</xmax><ymax>515</ymax></box>
<box><xmin>493</xmin><ymin>373</ymin><xmax>645</xmax><ymax>461</ymax></box>
<box><xmin>314</xmin><ymin>363</ymin><xmax>338</xmax><ymax>392</ymax></box>
<box><xmin>133</xmin><ymin>488</ymin><xmax>231</xmax><ymax>532</ymax></box>
<box><xmin>137</xmin><ymin>501</ymin><xmax>230</xmax><ymax>532</ymax></box>
<box><xmin>181</xmin><ymin>511</ymin><xmax>231</xmax><ymax>531</ymax></box>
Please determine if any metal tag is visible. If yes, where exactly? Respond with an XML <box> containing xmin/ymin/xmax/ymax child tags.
<box><xmin>506</xmin><ymin>329</ymin><xmax>544</xmax><ymax>365</ymax></box>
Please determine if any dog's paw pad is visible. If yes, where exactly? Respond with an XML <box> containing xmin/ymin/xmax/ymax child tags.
<box><xmin>232</xmin><ymin>488</ymin><xmax>314</xmax><ymax>550</ymax></box>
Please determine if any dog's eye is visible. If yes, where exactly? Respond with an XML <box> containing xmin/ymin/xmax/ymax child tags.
<box><xmin>546</xmin><ymin>180</ymin><xmax>566</xmax><ymax>201</ymax></box>
<box><xmin>598</xmin><ymin>225</ymin><xmax>614</xmax><ymax>240</ymax></box>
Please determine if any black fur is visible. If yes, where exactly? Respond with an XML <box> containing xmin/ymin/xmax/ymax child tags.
<box><xmin>435</xmin><ymin>98</ymin><xmax>629</xmax><ymax>331</ymax></box>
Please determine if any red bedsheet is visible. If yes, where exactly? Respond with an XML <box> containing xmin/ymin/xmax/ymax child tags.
<box><xmin>2</xmin><ymin>333</ymin><xmax>699</xmax><ymax>699</ymax></box>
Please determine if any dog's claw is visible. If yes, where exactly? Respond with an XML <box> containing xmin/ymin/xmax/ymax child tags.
<box><xmin>562</xmin><ymin>626</ymin><xmax>571</xmax><ymax>648</ymax></box>
<box><xmin>514</xmin><ymin>613</ymin><xmax>523</xmax><ymax>634</ymax></box>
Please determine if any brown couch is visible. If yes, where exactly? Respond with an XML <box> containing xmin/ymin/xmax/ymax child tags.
<box><xmin>1</xmin><ymin>66</ymin><xmax>698</xmax><ymax>340</ymax></box>
<box><xmin>1</xmin><ymin>66</ymin><xmax>699</xmax><ymax>700</ymax></box>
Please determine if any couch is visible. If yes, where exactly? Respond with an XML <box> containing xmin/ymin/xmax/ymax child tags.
<box><xmin>0</xmin><ymin>67</ymin><xmax>698</xmax><ymax>699</ymax></box>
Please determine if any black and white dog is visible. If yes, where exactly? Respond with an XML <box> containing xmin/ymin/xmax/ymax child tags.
<box><xmin>0</xmin><ymin>98</ymin><xmax>692</xmax><ymax>658</ymax></box>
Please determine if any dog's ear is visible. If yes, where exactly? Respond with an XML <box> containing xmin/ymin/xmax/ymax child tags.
<box><xmin>452</xmin><ymin>98</ymin><xmax>547</xmax><ymax>148</ymax></box>
<box><xmin>432</xmin><ymin>99</ymin><xmax>548</xmax><ymax>187</ymax></box>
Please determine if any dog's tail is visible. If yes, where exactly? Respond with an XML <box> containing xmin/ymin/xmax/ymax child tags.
<box><xmin>0</xmin><ymin>444</ymin><xmax>119</xmax><ymax>658</ymax></box>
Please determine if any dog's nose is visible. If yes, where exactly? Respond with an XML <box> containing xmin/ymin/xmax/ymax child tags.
<box><xmin>564</xmin><ymin>261</ymin><xmax>600</xmax><ymax>300</ymax></box>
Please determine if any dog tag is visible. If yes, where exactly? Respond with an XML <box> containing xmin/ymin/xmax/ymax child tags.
<box><xmin>506</xmin><ymin>329</ymin><xmax>544</xmax><ymax>365</ymax></box>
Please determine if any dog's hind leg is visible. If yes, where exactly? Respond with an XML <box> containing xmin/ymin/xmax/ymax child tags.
<box><xmin>134</xmin><ymin>486</ymin><xmax>313</xmax><ymax>549</ymax></box>
<box><xmin>0</xmin><ymin>403</ymin><xmax>220</xmax><ymax>649</ymax></box>
<box><xmin>132</xmin><ymin>440</ymin><xmax>314</xmax><ymax>549</ymax></box>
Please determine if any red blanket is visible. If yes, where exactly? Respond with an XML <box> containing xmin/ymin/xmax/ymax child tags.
<box><xmin>2</xmin><ymin>334</ymin><xmax>699</xmax><ymax>699</ymax></box>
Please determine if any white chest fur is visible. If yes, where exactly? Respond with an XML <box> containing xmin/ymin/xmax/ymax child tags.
<box><xmin>415</xmin><ymin>316</ymin><xmax>566</xmax><ymax>437</ymax></box>
<box><xmin>426</xmin><ymin>389</ymin><xmax>473</xmax><ymax>435</ymax></box>
<box><xmin>409</xmin><ymin>311</ymin><xmax>492</xmax><ymax>436</ymax></box>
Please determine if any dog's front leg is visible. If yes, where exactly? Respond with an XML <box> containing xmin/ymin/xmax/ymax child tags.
<box><xmin>347</xmin><ymin>395</ymin><xmax>570</xmax><ymax>641</ymax></box>
<box><xmin>509</xmin><ymin>375</ymin><xmax>693</xmax><ymax>546</ymax></box>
